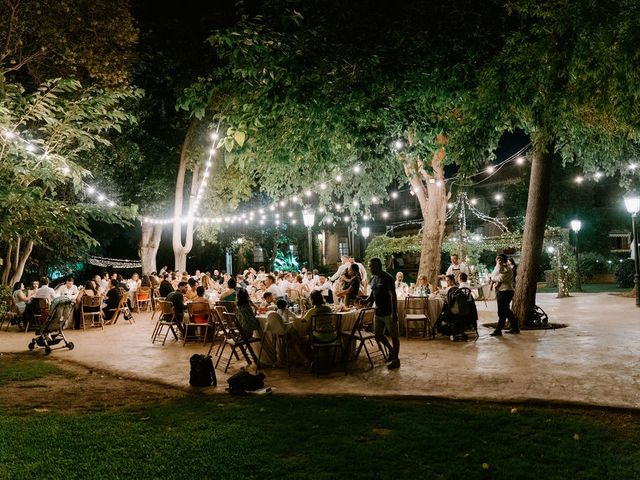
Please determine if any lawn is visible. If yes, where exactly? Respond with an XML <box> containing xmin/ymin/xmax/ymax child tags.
<box><xmin>1</xmin><ymin>358</ymin><xmax>640</xmax><ymax>479</ymax></box>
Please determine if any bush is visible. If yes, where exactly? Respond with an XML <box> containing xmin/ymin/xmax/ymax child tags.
<box><xmin>615</xmin><ymin>259</ymin><xmax>636</xmax><ymax>288</ymax></box>
<box><xmin>579</xmin><ymin>252</ymin><xmax>608</xmax><ymax>282</ymax></box>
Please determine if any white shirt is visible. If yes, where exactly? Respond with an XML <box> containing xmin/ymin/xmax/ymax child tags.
<box><xmin>35</xmin><ymin>285</ymin><xmax>57</xmax><ymax>303</ymax></box>
<box><xmin>56</xmin><ymin>284</ymin><xmax>79</xmax><ymax>300</ymax></box>
<box><xmin>491</xmin><ymin>265</ymin><xmax>514</xmax><ymax>291</ymax></box>
<box><xmin>279</xmin><ymin>279</ymin><xmax>292</xmax><ymax>293</ymax></box>
<box><xmin>395</xmin><ymin>281</ymin><xmax>409</xmax><ymax>296</ymax></box>
<box><xmin>313</xmin><ymin>281</ymin><xmax>332</xmax><ymax>297</ymax></box>
<box><xmin>446</xmin><ymin>262</ymin><xmax>469</xmax><ymax>278</ymax></box>
<box><xmin>267</xmin><ymin>284</ymin><xmax>285</xmax><ymax>299</ymax></box>
<box><xmin>355</xmin><ymin>262</ymin><xmax>368</xmax><ymax>283</ymax></box>
<box><xmin>458</xmin><ymin>281</ymin><xmax>471</xmax><ymax>289</ymax></box>
<box><xmin>330</xmin><ymin>263</ymin><xmax>349</xmax><ymax>282</ymax></box>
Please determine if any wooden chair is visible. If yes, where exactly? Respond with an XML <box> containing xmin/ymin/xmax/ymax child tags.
<box><xmin>136</xmin><ymin>287</ymin><xmax>152</xmax><ymax>312</ymax></box>
<box><xmin>24</xmin><ymin>298</ymin><xmax>48</xmax><ymax>332</ymax></box>
<box><xmin>184</xmin><ymin>302</ymin><xmax>211</xmax><ymax>344</ymax></box>
<box><xmin>309</xmin><ymin>313</ymin><xmax>346</xmax><ymax>376</ymax></box>
<box><xmin>342</xmin><ymin>307</ymin><xmax>385</xmax><ymax>369</ymax></box>
<box><xmin>404</xmin><ymin>296</ymin><xmax>429</xmax><ymax>339</ymax></box>
<box><xmin>81</xmin><ymin>295</ymin><xmax>104</xmax><ymax>330</ymax></box>
<box><xmin>0</xmin><ymin>295</ymin><xmax>21</xmax><ymax>331</ymax></box>
<box><xmin>215</xmin><ymin>312</ymin><xmax>261</xmax><ymax>373</ymax></box>
<box><xmin>151</xmin><ymin>290</ymin><xmax>164</xmax><ymax>320</ymax></box>
<box><xmin>151</xmin><ymin>300</ymin><xmax>179</xmax><ymax>345</ymax></box>
<box><xmin>107</xmin><ymin>289</ymin><xmax>134</xmax><ymax>325</ymax></box>
<box><xmin>215</xmin><ymin>300</ymin><xmax>237</xmax><ymax>314</ymax></box>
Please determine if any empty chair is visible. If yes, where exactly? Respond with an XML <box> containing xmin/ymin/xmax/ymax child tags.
<box><xmin>151</xmin><ymin>300</ymin><xmax>179</xmax><ymax>345</ymax></box>
<box><xmin>342</xmin><ymin>307</ymin><xmax>386</xmax><ymax>369</ymax></box>
<box><xmin>309</xmin><ymin>313</ymin><xmax>345</xmax><ymax>376</ymax></box>
<box><xmin>215</xmin><ymin>312</ymin><xmax>261</xmax><ymax>373</ymax></box>
<box><xmin>404</xmin><ymin>296</ymin><xmax>430</xmax><ymax>339</ymax></box>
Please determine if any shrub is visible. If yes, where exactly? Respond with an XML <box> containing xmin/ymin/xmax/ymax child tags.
<box><xmin>614</xmin><ymin>259</ymin><xmax>636</xmax><ymax>288</ymax></box>
<box><xmin>578</xmin><ymin>252</ymin><xmax>608</xmax><ymax>282</ymax></box>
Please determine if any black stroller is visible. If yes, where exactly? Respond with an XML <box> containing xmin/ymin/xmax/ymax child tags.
<box><xmin>28</xmin><ymin>297</ymin><xmax>75</xmax><ymax>354</ymax></box>
<box><xmin>436</xmin><ymin>287</ymin><xmax>479</xmax><ymax>341</ymax></box>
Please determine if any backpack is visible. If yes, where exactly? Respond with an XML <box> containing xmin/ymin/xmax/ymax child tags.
<box><xmin>227</xmin><ymin>370</ymin><xmax>265</xmax><ymax>395</ymax></box>
<box><xmin>189</xmin><ymin>354</ymin><xmax>217</xmax><ymax>387</ymax></box>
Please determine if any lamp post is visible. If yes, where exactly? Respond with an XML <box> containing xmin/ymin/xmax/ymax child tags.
<box><xmin>570</xmin><ymin>219</ymin><xmax>583</xmax><ymax>292</ymax></box>
<box><xmin>302</xmin><ymin>209</ymin><xmax>316</xmax><ymax>270</ymax></box>
<box><xmin>624</xmin><ymin>194</ymin><xmax>640</xmax><ymax>306</ymax></box>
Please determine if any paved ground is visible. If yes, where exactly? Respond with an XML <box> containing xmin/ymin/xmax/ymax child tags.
<box><xmin>1</xmin><ymin>293</ymin><xmax>639</xmax><ymax>409</ymax></box>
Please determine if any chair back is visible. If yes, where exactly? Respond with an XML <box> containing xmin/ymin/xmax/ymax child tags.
<box><xmin>224</xmin><ymin>312</ymin><xmax>249</xmax><ymax>341</ymax></box>
<box><xmin>33</xmin><ymin>297</ymin><xmax>49</xmax><ymax>313</ymax></box>
<box><xmin>82</xmin><ymin>295</ymin><xmax>102</xmax><ymax>309</ymax></box>
<box><xmin>216</xmin><ymin>301</ymin><xmax>237</xmax><ymax>313</ymax></box>
<box><xmin>137</xmin><ymin>287</ymin><xmax>151</xmax><ymax>300</ymax></box>
<box><xmin>266</xmin><ymin>311</ymin><xmax>288</xmax><ymax>336</ymax></box>
<box><xmin>359</xmin><ymin>307</ymin><xmax>376</xmax><ymax>331</ymax></box>
<box><xmin>187</xmin><ymin>302</ymin><xmax>211</xmax><ymax>324</ymax></box>
<box><xmin>404</xmin><ymin>296</ymin><xmax>427</xmax><ymax>315</ymax></box>
<box><xmin>159</xmin><ymin>300</ymin><xmax>176</xmax><ymax>321</ymax></box>
<box><xmin>310</xmin><ymin>314</ymin><xmax>339</xmax><ymax>342</ymax></box>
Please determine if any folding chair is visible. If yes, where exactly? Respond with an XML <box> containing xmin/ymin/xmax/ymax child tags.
<box><xmin>24</xmin><ymin>298</ymin><xmax>48</xmax><ymax>333</ymax></box>
<box><xmin>0</xmin><ymin>296</ymin><xmax>21</xmax><ymax>331</ymax></box>
<box><xmin>207</xmin><ymin>305</ymin><xmax>239</xmax><ymax>358</ymax></box>
<box><xmin>151</xmin><ymin>300</ymin><xmax>179</xmax><ymax>345</ymax></box>
<box><xmin>342</xmin><ymin>307</ymin><xmax>386</xmax><ymax>369</ymax></box>
<box><xmin>151</xmin><ymin>293</ymin><xmax>165</xmax><ymax>321</ymax></box>
<box><xmin>81</xmin><ymin>295</ymin><xmax>104</xmax><ymax>330</ymax></box>
<box><xmin>215</xmin><ymin>312</ymin><xmax>261</xmax><ymax>373</ymax></box>
<box><xmin>107</xmin><ymin>289</ymin><xmax>135</xmax><ymax>325</ymax></box>
<box><xmin>309</xmin><ymin>313</ymin><xmax>346</xmax><ymax>376</ymax></box>
<box><xmin>136</xmin><ymin>287</ymin><xmax>152</xmax><ymax>312</ymax></box>
<box><xmin>215</xmin><ymin>301</ymin><xmax>237</xmax><ymax>314</ymax></box>
<box><xmin>404</xmin><ymin>296</ymin><xmax>430</xmax><ymax>339</ymax></box>
<box><xmin>184</xmin><ymin>302</ymin><xmax>211</xmax><ymax>344</ymax></box>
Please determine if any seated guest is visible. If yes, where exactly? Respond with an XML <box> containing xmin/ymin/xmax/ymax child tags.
<box><xmin>190</xmin><ymin>286</ymin><xmax>209</xmax><ymax>304</ymax></box>
<box><xmin>458</xmin><ymin>272</ymin><xmax>471</xmax><ymax>289</ymax></box>
<box><xmin>103</xmin><ymin>279</ymin><xmax>121</xmax><ymax>322</ymax></box>
<box><xmin>293</xmin><ymin>275</ymin><xmax>310</xmax><ymax>294</ymax></box>
<box><xmin>236</xmin><ymin>274</ymin><xmax>248</xmax><ymax>288</ymax></box>
<box><xmin>275</xmin><ymin>299</ymin><xmax>300</xmax><ymax>328</ymax></box>
<box><xmin>395</xmin><ymin>272</ymin><xmax>409</xmax><ymax>297</ymax></box>
<box><xmin>27</xmin><ymin>280</ymin><xmax>39</xmax><ymax>299</ymax></box>
<box><xmin>141</xmin><ymin>275</ymin><xmax>152</xmax><ymax>288</ymax></box>
<box><xmin>127</xmin><ymin>273</ymin><xmax>141</xmax><ymax>292</ymax></box>
<box><xmin>220</xmin><ymin>278</ymin><xmax>238</xmax><ymax>301</ymax></box>
<box><xmin>56</xmin><ymin>277</ymin><xmax>79</xmax><ymax>301</ymax></box>
<box><xmin>93</xmin><ymin>275</ymin><xmax>105</xmax><ymax>295</ymax></box>
<box><xmin>185</xmin><ymin>278</ymin><xmax>198</xmax><ymax>301</ymax></box>
<box><xmin>313</xmin><ymin>276</ymin><xmax>333</xmax><ymax>303</ymax></box>
<box><xmin>166</xmin><ymin>281</ymin><xmax>188</xmax><ymax>333</ymax></box>
<box><xmin>74</xmin><ymin>280</ymin><xmax>99</xmax><ymax>329</ymax></box>
<box><xmin>264</xmin><ymin>274</ymin><xmax>285</xmax><ymax>300</ymax></box>
<box><xmin>159</xmin><ymin>274</ymin><xmax>174</xmax><ymax>297</ymax></box>
<box><xmin>304</xmin><ymin>290</ymin><xmax>335</xmax><ymax>341</ymax></box>
<box><xmin>262</xmin><ymin>292</ymin><xmax>277</xmax><ymax>311</ymax></box>
<box><xmin>437</xmin><ymin>274</ymin><xmax>458</xmax><ymax>299</ymax></box>
<box><xmin>34</xmin><ymin>277</ymin><xmax>57</xmax><ymax>303</ymax></box>
<box><xmin>12</xmin><ymin>282</ymin><xmax>28</xmax><ymax>316</ymax></box>
<box><xmin>236</xmin><ymin>287</ymin><xmax>260</xmax><ymax>336</ymax></box>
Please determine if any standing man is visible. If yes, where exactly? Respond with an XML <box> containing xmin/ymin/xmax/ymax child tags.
<box><xmin>446</xmin><ymin>254</ymin><xmax>469</xmax><ymax>283</ymax></box>
<box><xmin>489</xmin><ymin>254</ymin><xmax>519</xmax><ymax>336</ymax></box>
<box><xmin>365</xmin><ymin>257</ymin><xmax>400</xmax><ymax>369</ymax></box>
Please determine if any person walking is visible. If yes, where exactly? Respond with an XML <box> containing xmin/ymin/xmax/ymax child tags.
<box><xmin>490</xmin><ymin>254</ymin><xmax>519</xmax><ymax>336</ymax></box>
<box><xmin>365</xmin><ymin>257</ymin><xmax>401</xmax><ymax>369</ymax></box>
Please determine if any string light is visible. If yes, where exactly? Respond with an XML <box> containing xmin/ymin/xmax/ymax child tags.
<box><xmin>575</xmin><ymin>176</ymin><xmax>584</xmax><ymax>184</ymax></box>
<box><xmin>486</xmin><ymin>166</ymin><xmax>495</xmax><ymax>174</ymax></box>
<box><xmin>515</xmin><ymin>156</ymin><xmax>526</xmax><ymax>165</ymax></box>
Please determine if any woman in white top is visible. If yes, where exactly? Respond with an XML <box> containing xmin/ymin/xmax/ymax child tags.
<box><xmin>12</xmin><ymin>282</ymin><xmax>28</xmax><ymax>315</ymax></box>
<box><xmin>489</xmin><ymin>254</ymin><xmax>518</xmax><ymax>336</ymax></box>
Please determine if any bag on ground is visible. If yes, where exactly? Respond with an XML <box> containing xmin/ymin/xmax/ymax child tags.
<box><xmin>189</xmin><ymin>354</ymin><xmax>216</xmax><ymax>387</ymax></box>
<box><xmin>227</xmin><ymin>370</ymin><xmax>265</xmax><ymax>395</ymax></box>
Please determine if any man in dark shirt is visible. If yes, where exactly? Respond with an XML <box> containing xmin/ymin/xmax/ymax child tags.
<box><xmin>365</xmin><ymin>257</ymin><xmax>400</xmax><ymax>369</ymax></box>
<box><xmin>159</xmin><ymin>274</ymin><xmax>174</xmax><ymax>298</ymax></box>
<box><xmin>166</xmin><ymin>281</ymin><xmax>188</xmax><ymax>333</ymax></box>
<box><xmin>103</xmin><ymin>279</ymin><xmax>121</xmax><ymax>322</ymax></box>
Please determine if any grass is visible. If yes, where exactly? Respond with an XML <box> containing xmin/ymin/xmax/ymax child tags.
<box><xmin>0</xmin><ymin>354</ymin><xmax>59</xmax><ymax>386</ymax></box>
<box><xmin>1</xmin><ymin>360</ymin><xmax>640</xmax><ymax>479</ymax></box>
<box><xmin>537</xmin><ymin>283</ymin><xmax>627</xmax><ymax>294</ymax></box>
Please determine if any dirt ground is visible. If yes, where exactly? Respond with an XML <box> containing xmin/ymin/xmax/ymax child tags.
<box><xmin>0</xmin><ymin>354</ymin><xmax>188</xmax><ymax>414</ymax></box>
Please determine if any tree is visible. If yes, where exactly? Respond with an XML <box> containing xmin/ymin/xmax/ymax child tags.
<box><xmin>184</xmin><ymin>0</ymin><xmax>505</xmax><ymax>284</ymax></box>
<box><xmin>454</xmin><ymin>0</ymin><xmax>640</xmax><ymax>323</ymax></box>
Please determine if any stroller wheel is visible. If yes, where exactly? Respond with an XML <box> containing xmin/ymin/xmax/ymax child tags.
<box><xmin>44</xmin><ymin>346</ymin><xmax>52</xmax><ymax>355</ymax></box>
<box><xmin>67</xmin><ymin>342</ymin><xmax>75</xmax><ymax>350</ymax></box>
<box><xmin>449</xmin><ymin>335</ymin><xmax>455</xmax><ymax>341</ymax></box>
<box><xmin>28</xmin><ymin>342</ymin><xmax>35</xmax><ymax>351</ymax></box>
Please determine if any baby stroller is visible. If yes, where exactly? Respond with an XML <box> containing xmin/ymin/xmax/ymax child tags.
<box><xmin>28</xmin><ymin>297</ymin><xmax>75</xmax><ymax>355</ymax></box>
<box><xmin>436</xmin><ymin>287</ymin><xmax>479</xmax><ymax>341</ymax></box>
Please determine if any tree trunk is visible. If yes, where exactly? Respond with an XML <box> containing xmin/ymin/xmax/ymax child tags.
<box><xmin>139</xmin><ymin>222</ymin><xmax>163</xmax><ymax>274</ymax></box>
<box><xmin>512</xmin><ymin>139</ymin><xmax>555</xmax><ymax>326</ymax></box>
<box><xmin>8</xmin><ymin>239</ymin><xmax>33</xmax><ymax>286</ymax></box>
<box><xmin>1</xmin><ymin>243</ymin><xmax>13</xmax><ymax>285</ymax></box>
<box><xmin>404</xmin><ymin>139</ymin><xmax>450</xmax><ymax>287</ymax></box>
<box><xmin>172</xmin><ymin>121</ymin><xmax>200</xmax><ymax>272</ymax></box>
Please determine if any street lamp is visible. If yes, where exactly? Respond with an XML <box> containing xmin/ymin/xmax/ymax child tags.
<box><xmin>624</xmin><ymin>194</ymin><xmax>640</xmax><ymax>306</ymax></box>
<box><xmin>570</xmin><ymin>219</ymin><xmax>583</xmax><ymax>292</ymax></box>
<box><xmin>361</xmin><ymin>226</ymin><xmax>370</xmax><ymax>239</ymax></box>
<box><xmin>302</xmin><ymin>209</ymin><xmax>316</xmax><ymax>270</ymax></box>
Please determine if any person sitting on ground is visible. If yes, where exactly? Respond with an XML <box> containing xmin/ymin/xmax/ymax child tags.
<box><xmin>56</xmin><ymin>276</ymin><xmax>79</xmax><ymax>301</ymax></box>
<box><xmin>185</xmin><ymin>277</ymin><xmax>198</xmax><ymax>301</ymax></box>
<box><xmin>12</xmin><ymin>282</ymin><xmax>28</xmax><ymax>316</ymax></box>
<box><xmin>74</xmin><ymin>280</ymin><xmax>99</xmax><ymax>329</ymax></box>
<box><xmin>304</xmin><ymin>290</ymin><xmax>335</xmax><ymax>341</ymax></box>
<box><xmin>166</xmin><ymin>281</ymin><xmax>188</xmax><ymax>333</ymax></box>
<box><xmin>236</xmin><ymin>287</ymin><xmax>260</xmax><ymax>337</ymax></box>
<box><xmin>103</xmin><ymin>279</ymin><xmax>121</xmax><ymax>322</ymax></box>
<box><xmin>159</xmin><ymin>274</ymin><xmax>174</xmax><ymax>298</ymax></box>
<box><xmin>220</xmin><ymin>278</ymin><xmax>238</xmax><ymax>302</ymax></box>
<box><xmin>34</xmin><ymin>277</ymin><xmax>57</xmax><ymax>303</ymax></box>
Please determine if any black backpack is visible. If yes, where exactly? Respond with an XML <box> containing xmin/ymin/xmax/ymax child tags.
<box><xmin>189</xmin><ymin>354</ymin><xmax>217</xmax><ymax>387</ymax></box>
<box><xmin>227</xmin><ymin>370</ymin><xmax>265</xmax><ymax>394</ymax></box>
